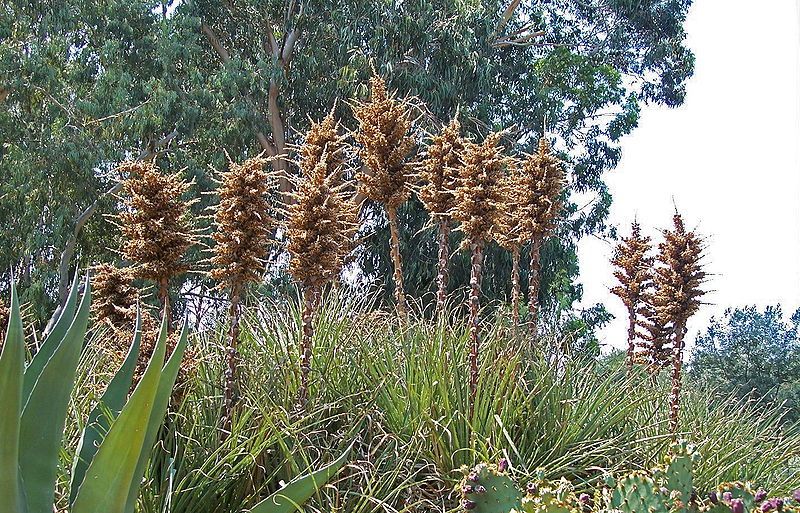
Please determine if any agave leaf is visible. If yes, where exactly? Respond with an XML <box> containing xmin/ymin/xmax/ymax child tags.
<box><xmin>19</xmin><ymin>274</ymin><xmax>91</xmax><ymax>513</ymax></box>
<box><xmin>23</xmin><ymin>273</ymin><xmax>80</xmax><ymax>401</ymax></box>
<box><xmin>70</xmin><ymin>315</ymin><xmax>168</xmax><ymax>513</ymax></box>
<box><xmin>248</xmin><ymin>443</ymin><xmax>352</xmax><ymax>513</ymax></box>
<box><xmin>124</xmin><ymin>319</ymin><xmax>188</xmax><ymax>513</ymax></box>
<box><xmin>69</xmin><ymin>310</ymin><xmax>143</xmax><ymax>505</ymax></box>
<box><xmin>0</xmin><ymin>283</ymin><xmax>28</xmax><ymax>513</ymax></box>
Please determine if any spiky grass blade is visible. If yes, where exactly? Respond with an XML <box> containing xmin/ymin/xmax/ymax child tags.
<box><xmin>249</xmin><ymin>443</ymin><xmax>351</xmax><ymax>513</ymax></box>
<box><xmin>69</xmin><ymin>311</ymin><xmax>143</xmax><ymax>505</ymax></box>
<box><xmin>19</xmin><ymin>274</ymin><xmax>91</xmax><ymax>513</ymax></box>
<box><xmin>22</xmin><ymin>274</ymin><xmax>80</xmax><ymax>401</ymax></box>
<box><xmin>0</xmin><ymin>283</ymin><xmax>26</xmax><ymax>512</ymax></box>
<box><xmin>124</xmin><ymin>320</ymin><xmax>189</xmax><ymax>513</ymax></box>
<box><xmin>71</xmin><ymin>315</ymin><xmax>169</xmax><ymax>513</ymax></box>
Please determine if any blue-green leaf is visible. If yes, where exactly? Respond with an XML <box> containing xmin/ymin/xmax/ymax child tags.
<box><xmin>69</xmin><ymin>310</ymin><xmax>143</xmax><ymax>505</ymax></box>
<box><xmin>19</xmin><ymin>274</ymin><xmax>91</xmax><ymax>513</ymax></box>
<box><xmin>0</xmin><ymin>283</ymin><xmax>28</xmax><ymax>513</ymax></box>
<box><xmin>248</xmin><ymin>443</ymin><xmax>352</xmax><ymax>513</ymax></box>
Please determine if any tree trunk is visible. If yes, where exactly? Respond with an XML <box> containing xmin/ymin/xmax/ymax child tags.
<box><xmin>298</xmin><ymin>285</ymin><xmax>318</xmax><ymax>404</ymax></box>
<box><xmin>468</xmin><ymin>241</ymin><xmax>484</xmax><ymax>417</ymax></box>
<box><xmin>221</xmin><ymin>284</ymin><xmax>243</xmax><ymax>436</ymax></box>
<box><xmin>668</xmin><ymin>322</ymin><xmax>687</xmax><ymax>435</ymax></box>
<box><xmin>435</xmin><ymin>216</ymin><xmax>450</xmax><ymax>319</ymax></box>
<box><xmin>511</xmin><ymin>246</ymin><xmax>521</xmax><ymax>334</ymax></box>
<box><xmin>528</xmin><ymin>236</ymin><xmax>543</xmax><ymax>336</ymax></box>
<box><xmin>386</xmin><ymin>206</ymin><xmax>407</xmax><ymax>322</ymax></box>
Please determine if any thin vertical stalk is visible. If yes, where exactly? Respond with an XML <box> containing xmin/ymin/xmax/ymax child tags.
<box><xmin>158</xmin><ymin>277</ymin><xmax>171</xmax><ymax>328</ymax></box>
<box><xmin>221</xmin><ymin>285</ymin><xmax>242</xmax><ymax>435</ymax></box>
<box><xmin>299</xmin><ymin>285</ymin><xmax>318</xmax><ymax>404</ymax></box>
<box><xmin>625</xmin><ymin>306</ymin><xmax>636</xmax><ymax>374</ymax></box>
<box><xmin>528</xmin><ymin>236</ymin><xmax>543</xmax><ymax>336</ymax></box>
<box><xmin>468</xmin><ymin>241</ymin><xmax>484</xmax><ymax>417</ymax></box>
<box><xmin>511</xmin><ymin>246</ymin><xmax>521</xmax><ymax>334</ymax></box>
<box><xmin>436</xmin><ymin>216</ymin><xmax>450</xmax><ymax>319</ymax></box>
<box><xmin>669</xmin><ymin>323</ymin><xmax>686</xmax><ymax>435</ymax></box>
<box><xmin>386</xmin><ymin>205</ymin><xmax>407</xmax><ymax>322</ymax></box>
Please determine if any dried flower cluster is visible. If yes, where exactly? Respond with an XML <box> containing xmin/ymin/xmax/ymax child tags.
<box><xmin>352</xmin><ymin>75</ymin><xmax>415</xmax><ymax>209</ymax></box>
<box><xmin>92</xmin><ymin>263</ymin><xmax>137</xmax><ymax>332</ymax></box>
<box><xmin>118</xmin><ymin>160</ymin><xmax>194</xmax><ymax>302</ymax></box>
<box><xmin>452</xmin><ymin>132</ymin><xmax>508</xmax><ymax>246</ymax></box>
<box><xmin>610</xmin><ymin>222</ymin><xmax>654</xmax><ymax>370</ymax></box>
<box><xmin>209</xmin><ymin>156</ymin><xmax>274</xmax><ymax>291</ymax></box>
<box><xmin>300</xmin><ymin>110</ymin><xmax>349</xmax><ymax>182</ymax></box>
<box><xmin>523</xmin><ymin>138</ymin><xmax>566</xmax><ymax>240</ymax></box>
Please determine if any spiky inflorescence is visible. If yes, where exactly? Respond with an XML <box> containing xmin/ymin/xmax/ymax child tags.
<box><xmin>92</xmin><ymin>263</ymin><xmax>137</xmax><ymax>334</ymax></box>
<box><xmin>610</xmin><ymin>222</ymin><xmax>654</xmax><ymax>371</ymax></box>
<box><xmin>352</xmin><ymin>75</ymin><xmax>415</xmax><ymax>209</ymax></box>
<box><xmin>300</xmin><ymin>110</ymin><xmax>349</xmax><ymax>182</ymax></box>
<box><xmin>654</xmin><ymin>213</ymin><xmax>707</xmax><ymax>434</ymax></box>
<box><xmin>209</xmin><ymin>156</ymin><xmax>274</xmax><ymax>290</ymax></box>
<box><xmin>453</xmin><ymin>131</ymin><xmax>508</xmax><ymax>410</ymax></box>
<box><xmin>118</xmin><ymin>160</ymin><xmax>194</xmax><ymax>306</ymax></box>
<box><xmin>496</xmin><ymin>158</ymin><xmax>526</xmax><ymax>330</ymax></box>
<box><xmin>519</xmin><ymin>137</ymin><xmax>566</xmax><ymax>334</ymax></box>
<box><xmin>288</xmin><ymin>119</ymin><xmax>359</xmax><ymax>403</ymax></box>
<box><xmin>418</xmin><ymin>117</ymin><xmax>466</xmax><ymax>317</ymax></box>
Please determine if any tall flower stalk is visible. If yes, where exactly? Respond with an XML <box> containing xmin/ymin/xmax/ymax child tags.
<box><xmin>418</xmin><ymin>118</ymin><xmax>465</xmax><ymax>318</ymax></box>
<box><xmin>209</xmin><ymin>155</ymin><xmax>274</xmax><ymax>430</ymax></box>
<box><xmin>352</xmin><ymin>75</ymin><xmax>415</xmax><ymax>321</ymax></box>
<box><xmin>287</xmin><ymin>113</ymin><xmax>358</xmax><ymax>403</ymax></box>
<box><xmin>520</xmin><ymin>138</ymin><xmax>565</xmax><ymax>335</ymax></box>
<box><xmin>652</xmin><ymin>212</ymin><xmax>707</xmax><ymax>434</ymax></box>
<box><xmin>118</xmin><ymin>160</ymin><xmax>194</xmax><ymax>324</ymax></box>
<box><xmin>610</xmin><ymin>221</ymin><xmax>654</xmax><ymax>372</ymax></box>
<box><xmin>452</xmin><ymin>132</ymin><xmax>508</xmax><ymax>410</ymax></box>
<box><xmin>496</xmin><ymin>158</ymin><xmax>525</xmax><ymax>331</ymax></box>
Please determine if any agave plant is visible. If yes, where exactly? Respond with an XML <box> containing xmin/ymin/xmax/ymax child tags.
<box><xmin>0</xmin><ymin>274</ymin><xmax>188</xmax><ymax>513</ymax></box>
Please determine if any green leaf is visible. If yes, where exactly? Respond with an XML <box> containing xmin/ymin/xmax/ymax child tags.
<box><xmin>124</xmin><ymin>318</ymin><xmax>188</xmax><ymax>513</ymax></box>
<box><xmin>18</xmin><ymin>274</ymin><xmax>91</xmax><ymax>513</ymax></box>
<box><xmin>23</xmin><ymin>273</ymin><xmax>80</xmax><ymax>402</ymax></box>
<box><xmin>71</xmin><ymin>314</ymin><xmax>168</xmax><ymax>513</ymax></box>
<box><xmin>0</xmin><ymin>283</ymin><xmax>28</xmax><ymax>513</ymax></box>
<box><xmin>69</xmin><ymin>311</ymin><xmax>143</xmax><ymax>505</ymax></box>
<box><xmin>248</xmin><ymin>443</ymin><xmax>352</xmax><ymax>513</ymax></box>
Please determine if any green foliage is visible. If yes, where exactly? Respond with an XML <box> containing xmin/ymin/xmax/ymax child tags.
<box><xmin>689</xmin><ymin>305</ymin><xmax>800</xmax><ymax>422</ymax></box>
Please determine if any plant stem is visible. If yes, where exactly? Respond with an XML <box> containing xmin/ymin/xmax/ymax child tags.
<box><xmin>435</xmin><ymin>216</ymin><xmax>450</xmax><ymax>319</ymax></box>
<box><xmin>386</xmin><ymin>205</ymin><xmax>407</xmax><ymax>322</ymax></box>
<box><xmin>158</xmin><ymin>276</ymin><xmax>171</xmax><ymax>329</ymax></box>
<box><xmin>528</xmin><ymin>236</ymin><xmax>543</xmax><ymax>336</ymax></box>
<box><xmin>511</xmin><ymin>246</ymin><xmax>521</xmax><ymax>334</ymax></box>
<box><xmin>221</xmin><ymin>285</ymin><xmax>242</xmax><ymax>435</ymax></box>
<box><xmin>669</xmin><ymin>322</ymin><xmax>686</xmax><ymax>435</ymax></box>
<box><xmin>625</xmin><ymin>306</ymin><xmax>636</xmax><ymax>374</ymax></box>
<box><xmin>299</xmin><ymin>284</ymin><xmax>318</xmax><ymax>404</ymax></box>
<box><xmin>468</xmin><ymin>241</ymin><xmax>484</xmax><ymax>417</ymax></box>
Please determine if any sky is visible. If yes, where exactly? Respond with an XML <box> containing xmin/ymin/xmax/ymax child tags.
<box><xmin>577</xmin><ymin>0</ymin><xmax>800</xmax><ymax>352</ymax></box>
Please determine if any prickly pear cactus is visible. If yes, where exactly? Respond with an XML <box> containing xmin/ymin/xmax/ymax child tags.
<box><xmin>520</xmin><ymin>474</ymin><xmax>583</xmax><ymax>513</ymax></box>
<box><xmin>654</xmin><ymin>440</ymin><xmax>698</xmax><ymax>512</ymax></box>
<box><xmin>460</xmin><ymin>459</ymin><xmax>522</xmax><ymax>513</ymax></box>
<box><xmin>609</xmin><ymin>472</ymin><xmax>670</xmax><ymax>513</ymax></box>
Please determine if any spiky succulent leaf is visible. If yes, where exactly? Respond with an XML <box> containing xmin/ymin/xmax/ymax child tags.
<box><xmin>461</xmin><ymin>462</ymin><xmax>522</xmax><ymax>513</ymax></box>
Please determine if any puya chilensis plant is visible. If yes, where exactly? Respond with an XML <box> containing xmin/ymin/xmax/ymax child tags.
<box><xmin>117</xmin><ymin>160</ymin><xmax>195</xmax><ymax>324</ymax></box>
<box><xmin>650</xmin><ymin>212</ymin><xmax>707</xmax><ymax>434</ymax></box>
<box><xmin>352</xmin><ymin>74</ymin><xmax>415</xmax><ymax>321</ymax></box>
<box><xmin>458</xmin><ymin>442</ymin><xmax>799</xmax><ymax>513</ymax></box>
<box><xmin>452</xmin><ymin>131</ymin><xmax>509</xmax><ymax>410</ymax></box>
<box><xmin>0</xmin><ymin>274</ymin><xmax>189</xmax><ymax>513</ymax></box>
<box><xmin>418</xmin><ymin>117</ymin><xmax>466</xmax><ymax>318</ymax></box>
<box><xmin>287</xmin><ymin>112</ymin><xmax>359</xmax><ymax>403</ymax></box>
<box><xmin>610</xmin><ymin>221</ymin><xmax>654</xmax><ymax>373</ymax></box>
<box><xmin>496</xmin><ymin>157</ymin><xmax>527</xmax><ymax>332</ymax></box>
<box><xmin>519</xmin><ymin>137</ymin><xmax>566</xmax><ymax>335</ymax></box>
<box><xmin>209</xmin><ymin>154</ymin><xmax>274</xmax><ymax>430</ymax></box>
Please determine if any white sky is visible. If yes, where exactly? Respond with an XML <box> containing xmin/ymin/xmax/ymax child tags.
<box><xmin>577</xmin><ymin>0</ymin><xmax>800</xmax><ymax>352</ymax></box>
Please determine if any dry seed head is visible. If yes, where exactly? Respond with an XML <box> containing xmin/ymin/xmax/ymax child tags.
<box><xmin>299</xmin><ymin>111</ymin><xmax>349</xmax><ymax>182</ymax></box>
<box><xmin>418</xmin><ymin>118</ymin><xmax>466</xmax><ymax>217</ymax></box>
<box><xmin>517</xmin><ymin>137</ymin><xmax>566</xmax><ymax>240</ymax></box>
<box><xmin>352</xmin><ymin>75</ymin><xmax>415</xmax><ymax>209</ymax></box>
<box><xmin>118</xmin><ymin>161</ymin><xmax>195</xmax><ymax>284</ymax></box>
<box><xmin>287</xmin><ymin>126</ymin><xmax>359</xmax><ymax>288</ymax></box>
<box><xmin>92</xmin><ymin>263</ymin><xmax>137</xmax><ymax>331</ymax></box>
<box><xmin>452</xmin><ymin>131</ymin><xmax>509</xmax><ymax>247</ymax></box>
<box><xmin>209</xmin><ymin>156</ymin><xmax>274</xmax><ymax>291</ymax></box>
<box><xmin>610</xmin><ymin>222</ymin><xmax>654</xmax><ymax>312</ymax></box>
<box><xmin>638</xmin><ymin>300</ymin><xmax>674</xmax><ymax>369</ymax></box>
<box><xmin>496</xmin><ymin>156</ymin><xmax>527</xmax><ymax>250</ymax></box>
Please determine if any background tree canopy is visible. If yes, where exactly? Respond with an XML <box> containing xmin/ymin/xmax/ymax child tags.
<box><xmin>0</xmin><ymin>0</ymin><xmax>694</xmax><ymax>337</ymax></box>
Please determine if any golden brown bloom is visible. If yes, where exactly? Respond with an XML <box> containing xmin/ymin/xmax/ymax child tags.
<box><xmin>92</xmin><ymin>263</ymin><xmax>137</xmax><ymax>332</ymax></box>
<box><xmin>209</xmin><ymin>156</ymin><xmax>274</xmax><ymax>291</ymax></box>
<box><xmin>300</xmin><ymin>110</ymin><xmax>349</xmax><ymax>182</ymax></box>
<box><xmin>118</xmin><ymin>161</ymin><xmax>194</xmax><ymax>293</ymax></box>
<box><xmin>418</xmin><ymin>118</ymin><xmax>465</xmax><ymax>217</ymax></box>
<box><xmin>610</xmin><ymin>222</ymin><xmax>654</xmax><ymax>370</ymax></box>
<box><xmin>352</xmin><ymin>75</ymin><xmax>415</xmax><ymax>209</ymax></box>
